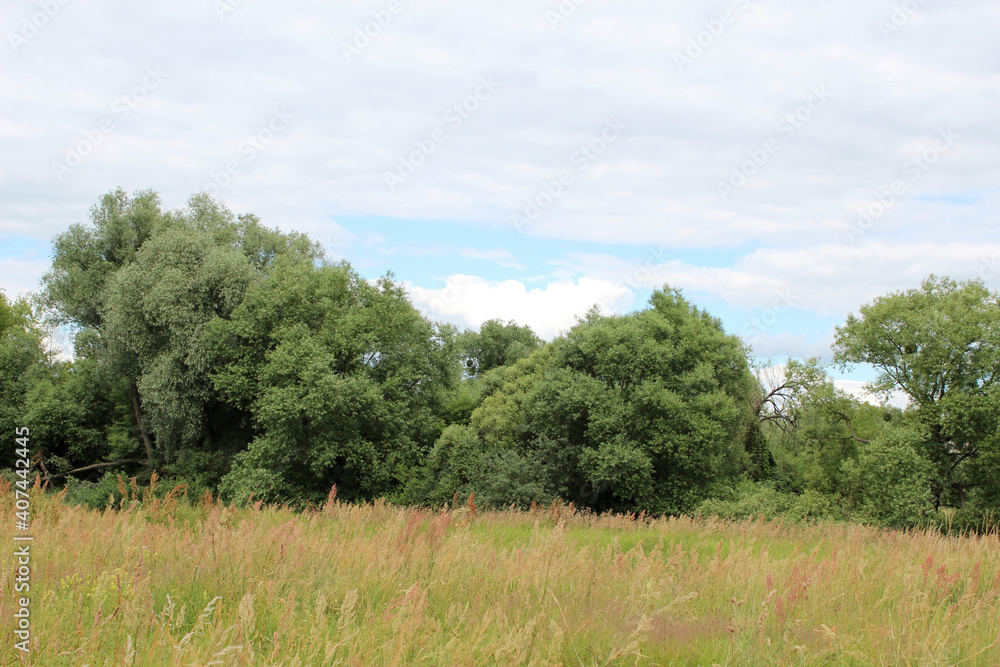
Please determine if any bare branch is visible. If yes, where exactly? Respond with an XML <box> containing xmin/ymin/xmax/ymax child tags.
<box><xmin>830</xmin><ymin>410</ymin><xmax>870</xmax><ymax>444</ymax></box>
<box><xmin>40</xmin><ymin>459</ymin><xmax>151</xmax><ymax>482</ymax></box>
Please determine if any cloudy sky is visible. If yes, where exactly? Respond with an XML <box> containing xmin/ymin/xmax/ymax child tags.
<box><xmin>1</xmin><ymin>0</ymin><xmax>998</xmax><ymax>397</ymax></box>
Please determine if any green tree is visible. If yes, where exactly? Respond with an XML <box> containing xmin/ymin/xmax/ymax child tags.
<box><xmin>554</xmin><ymin>292</ymin><xmax>756</xmax><ymax>513</ymax></box>
<box><xmin>102</xmin><ymin>222</ymin><xmax>257</xmax><ymax>462</ymax></box>
<box><xmin>42</xmin><ymin>189</ymin><xmax>322</xmax><ymax>468</ymax></box>
<box><xmin>0</xmin><ymin>292</ymin><xmax>48</xmax><ymax>470</ymax></box>
<box><xmin>211</xmin><ymin>259</ymin><xmax>459</xmax><ymax>504</ymax></box>
<box><xmin>41</xmin><ymin>188</ymin><xmax>165</xmax><ymax>460</ymax></box>
<box><xmin>458</xmin><ymin>319</ymin><xmax>542</xmax><ymax>377</ymax></box>
<box><xmin>841</xmin><ymin>424</ymin><xmax>935</xmax><ymax>527</ymax></box>
<box><xmin>22</xmin><ymin>354</ymin><xmax>138</xmax><ymax>479</ymax></box>
<box><xmin>42</xmin><ymin>188</ymin><xmax>162</xmax><ymax>330</ymax></box>
<box><xmin>759</xmin><ymin>358</ymin><xmax>892</xmax><ymax>496</ymax></box>
<box><xmin>0</xmin><ymin>292</ymin><xmax>34</xmax><ymax>334</ymax></box>
<box><xmin>418</xmin><ymin>288</ymin><xmax>758</xmax><ymax>515</ymax></box>
<box><xmin>833</xmin><ymin>275</ymin><xmax>1000</xmax><ymax>510</ymax></box>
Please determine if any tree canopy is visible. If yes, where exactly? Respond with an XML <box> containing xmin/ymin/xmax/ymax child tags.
<box><xmin>40</xmin><ymin>189</ymin><xmax>322</xmax><ymax>469</ymax></box>
<box><xmin>0</xmin><ymin>292</ymin><xmax>47</xmax><ymax>470</ymax></box>
<box><xmin>210</xmin><ymin>259</ymin><xmax>459</xmax><ymax>504</ymax></box>
<box><xmin>458</xmin><ymin>318</ymin><xmax>542</xmax><ymax>377</ymax></box>
<box><xmin>8</xmin><ymin>187</ymin><xmax>1000</xmax><ymax>529</ymax></box>
<box><xmin>833</xmin><ymin>275</ymin><xmax>1000</xmax><ymax>511</ymax></box>
<box><xmin>410</xmin><ymin>290</ymin><xmax>758</xmax><ymax>514</ymax></box>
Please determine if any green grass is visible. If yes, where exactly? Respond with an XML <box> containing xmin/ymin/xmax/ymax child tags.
<box><xmin>2</xmin><ymin>479</ymin><xmax>999</xmax><ymax>665</ymax></box>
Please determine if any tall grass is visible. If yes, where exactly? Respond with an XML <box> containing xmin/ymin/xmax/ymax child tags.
<box><xmin>2</xmin><ymin>478</ymin><xmax>999</xmax><ymax>665</ymax></box>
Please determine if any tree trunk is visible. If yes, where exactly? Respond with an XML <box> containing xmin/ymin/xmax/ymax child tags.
<box><xmin>129</xmin><ymin>384</ymin><xmax>155</xmax><ymax>462</ymax></box>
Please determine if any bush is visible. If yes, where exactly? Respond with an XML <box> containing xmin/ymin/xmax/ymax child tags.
<box><xmin>161</xmin><ymin>449</ymin><xmax>231</xmax><ymax>501</ymax></box>
<box><xmin>467</xmin><ymin>450</ymin><xmax>552</xmax><ymax>510</ymax></box>
<box><xmin>841</xmin><ymin>425</ymin><xmax>934</xmax><ymax>528</ymax></box>
<box><xmin>62</xmin><ymin>471</ymin><xmax>126</xmax><ymax>509</ymax></box>
<box><xmin>403</xmin><ymin>424</ymin><xmax>552</xmax><ymax>509</ymax></box>
<box><xmin>62</xmin><ymin>469</ymin><xmax>190</xmax><ymax>510</ymax></box>
<box><xmin>696</xmin><ymin>481</ymin><xmax>841</xmax><ymax>522</ymax></box>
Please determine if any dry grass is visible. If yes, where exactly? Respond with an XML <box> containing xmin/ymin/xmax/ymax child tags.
<box><xmin>2</xmin><ymin>479</ymin><xmax>1000</xmax><ymax>665</ymax></box>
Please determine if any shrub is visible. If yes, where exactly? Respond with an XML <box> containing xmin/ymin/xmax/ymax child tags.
<box><xmin>841</xmin><ymin>424</ymin><xmax>935</xmax><ymax>528</ymax></box>
<box><xmin>696</xmin><ymin>481</ymin><xmax>841</xmax><ymax>522</ymax></box>
<box><xmin>404</xmin><ymin>424</ymin><xmax>551</xmax><ymax>509</ymax></box>
<box><xmin>62</xmin><ymin>471</ymin><xmax>127</xmax><ymax>509</ymax></box>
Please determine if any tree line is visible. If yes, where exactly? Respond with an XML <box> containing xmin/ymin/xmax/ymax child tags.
<box><xmin>3</xmin><ymin>188</ymin><xmax>999</xmax><ymax>529</ymax></box>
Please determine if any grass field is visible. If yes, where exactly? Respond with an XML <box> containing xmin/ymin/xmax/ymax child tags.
<box><xmin>2</xmin><ymin>478</ymin><xmax>999</xmax><ymax>666</ymax></box>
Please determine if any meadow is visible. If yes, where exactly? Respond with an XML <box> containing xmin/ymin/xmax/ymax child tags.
<box><xmin>2</xmin><ymin>478</ymin><xmax>999</xmax><ymax>666</ymax></box>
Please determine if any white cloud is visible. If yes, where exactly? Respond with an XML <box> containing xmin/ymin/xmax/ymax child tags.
<box><xmin>0</xmin><ymin>256</ymin><xmax>48</xmax><ymax>300</ymax></box>
<box><xmin>408</xmin><ymin>274</ymin><xmax>631</xmax><ymax>339</ymax></box>
<box><xmin>2</xmin><ymin>0</ymin><xmax>997</xmax><ymax>248</ymax></box>
<box><xmin>2</xmin><ymin>0</ymin><xmax>997</xmax><ymax>372</ymax></box>
<box><xmin>834</xmin><ymin>380</ymin><xmax>909</xmax><ymax>410</ymax></box>
<box><xmin>744</xmin><ymin>331</ymin><xmax>832</xmax><ymax>363</ymax></box>
<box><xmin>545</xmin><ymin>240</ymin><xmax>1000</xmax><ymax>319</ymax></box>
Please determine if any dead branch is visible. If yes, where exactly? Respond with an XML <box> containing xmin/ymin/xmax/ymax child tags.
<box><xmin>40</xmin><ymin>459</ymin><xmax>151</xmax><ymax>482</ymax></box>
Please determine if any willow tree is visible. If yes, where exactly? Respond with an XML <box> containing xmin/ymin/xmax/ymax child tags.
<box><xmin>211</xmin><ymin>259</ymin><xmax>460</xmax><ymax>504</ymax></box>
<box><xmin>42</xmin><ymin>188</ymin><xmax>321</xmax><ymax>468</ymax></box>
<box><xmin>42</xmin><ymin>188</ymin><xmax>162</xmax><ymax>460</ymax></box>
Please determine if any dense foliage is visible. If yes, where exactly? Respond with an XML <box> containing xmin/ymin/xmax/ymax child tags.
<box><xmin>5</xmin><ymin>189</ymin><xmax>1000</xmax><ymax>529</ymax></box>
<box><xmin>0</xmin><ymin>293</ymin><xmax>47</xmax><ymax>469</ymax></box>
<box><xmin>833</xmin><ymin>276</ymin><xmax>1000</xmax><ymax>520</ymax></box>
<box><xmin>210</xmin><ymin>259</ymin><xmax>459</xmax><ymax>504</ymax></box>
<box><xmin>407</xmin><ymin>294</ymin><xmax>757</xmax><ymax>515</ymax></box>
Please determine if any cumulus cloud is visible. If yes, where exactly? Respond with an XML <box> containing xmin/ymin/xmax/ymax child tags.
<box><xmin>407</xmin><ymin>274</ymin><xmax>631</xmax><ymax>339</ymax></box>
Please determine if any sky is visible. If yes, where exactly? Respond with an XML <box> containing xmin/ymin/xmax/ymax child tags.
<box><xmin>2</xmin><ymin>0</ymin><xmax>998</xmax><ymax>405</ymax></box>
